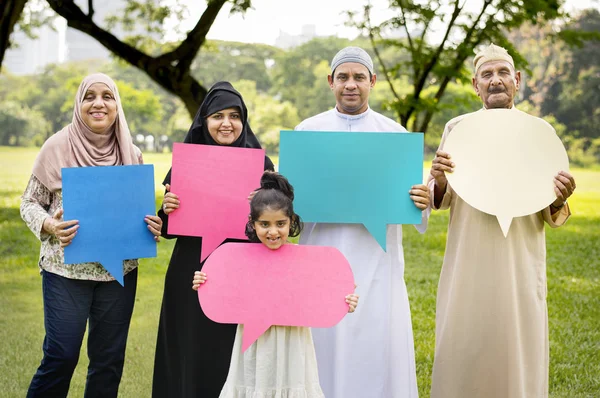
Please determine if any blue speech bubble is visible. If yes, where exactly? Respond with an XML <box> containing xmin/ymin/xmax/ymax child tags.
<box><xmin>62</xmin><ymin>165</ymin><xmax>157</xmax><ymax>285</ymax></box>
<box><xmin>279</xmin><ymin>130</ymin><xmax>424</xmax><ymax>251</ymax></box>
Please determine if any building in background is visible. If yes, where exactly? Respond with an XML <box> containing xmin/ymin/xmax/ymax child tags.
<box><xmin>275</xmin><ymin>24</ymin><xmax>317</xmax><ymax>49</ymax></box>
<box><xmin>4</xmin><ymin>20</ymin><xmax>65</xmax><ymax>75</ymax></box>
<box><xmin>4</xmin><ymin>0</ymin><xmax>149</xmax><ymax>74</ymax></box>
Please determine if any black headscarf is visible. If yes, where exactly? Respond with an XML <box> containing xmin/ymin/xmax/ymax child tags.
<box><xmin>163</xmin><ymin>81</ymin><xmax>274</xmax><ymax>185</ymax></box>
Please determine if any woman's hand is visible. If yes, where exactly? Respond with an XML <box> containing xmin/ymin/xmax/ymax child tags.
<box><xmin>192</xmin><ymin>271</ymin><xmax>207</xmax><ymax>291</ymax></box>
<box><xmin>162</xmin><ymin>183</ymin><xmax>180</xmax><ymax>215</ymax></box>
<box><xmin>409</xmin><ymin>184</ymin><xmax>430</xmax><ymax>210</ymax></box>
<box><xmin>44</xmin><ymin>209</ymin><xmax>79</xmax><ymax>248</ymax></box>
<box><xmin>145</xmin><ymin>215</ymin><xmax>162</xmax><ymax>242</ymax></box>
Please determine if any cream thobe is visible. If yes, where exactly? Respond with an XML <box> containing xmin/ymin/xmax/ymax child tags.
<box><xmin>429</xmin><ymin>110</ymin><xmax>570</xmax><ymax>398</ymax></box>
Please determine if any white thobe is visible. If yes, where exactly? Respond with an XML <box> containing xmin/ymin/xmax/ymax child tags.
<box><xmin>295</xmin><ymin>107</ymin><xmax>428</xmax><ymax>398</ymax></box>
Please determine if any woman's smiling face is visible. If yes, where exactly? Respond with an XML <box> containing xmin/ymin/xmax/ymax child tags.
<box><xmin>80</xmin><ymin>83</ymin><xmax>118</xmax><ymax>134</ymax></box>
<box><xmin>206</xmin><ymin>107</ymin><xmax>243</xmax><ymax>145</ymax></box>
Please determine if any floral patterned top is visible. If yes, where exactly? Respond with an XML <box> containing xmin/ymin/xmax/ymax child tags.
<box><xmin>20</xmin><ymin>154</ymin><xmax>144</xmax><ymax>281</ymax></box>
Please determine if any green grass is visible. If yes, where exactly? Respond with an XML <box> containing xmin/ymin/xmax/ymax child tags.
<box><xmin>1</xmin><ymin>146</ymin><xmax>598</xmax><ymax>397</ymax></box>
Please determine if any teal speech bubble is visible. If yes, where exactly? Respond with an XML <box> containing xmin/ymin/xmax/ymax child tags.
<box><xmin>279</xmin><ymin>130</ymin><xmax>424</xmax><ymax>251</ymax></box>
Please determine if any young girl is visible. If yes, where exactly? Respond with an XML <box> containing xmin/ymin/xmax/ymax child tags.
<box><xmin>193</xmin><ymin>171</ymin><xmax>359</xmax><ymax>398</ymax></box>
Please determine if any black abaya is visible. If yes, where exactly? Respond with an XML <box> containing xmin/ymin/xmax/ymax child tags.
<box><xmin>152</xmin><ymin>82</ymin><xmax>274</xmax><ymax>398</ymax></box>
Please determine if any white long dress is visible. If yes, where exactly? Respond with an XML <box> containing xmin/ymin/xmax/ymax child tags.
<box><xmin>219</xmin><ymin>325</ymin><xmax>324</xmax><ymax>398</ymax></box>
<box><xmin>295</xmin><ymin>108</ymin><xmax>428</xmax><ymax>398</ymax></box>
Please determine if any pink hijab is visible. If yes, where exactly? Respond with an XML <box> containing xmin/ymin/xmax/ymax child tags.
<box><xmin>32</xmin><ymin>73</ymin><xmax>140</xmax><ymax>191</ymax></box>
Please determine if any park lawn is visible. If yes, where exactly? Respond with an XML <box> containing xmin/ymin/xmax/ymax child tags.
<box><xmin>1</xmin><ymin>146</ymin><xmax>598</xmax><ymax>397</ymax></box>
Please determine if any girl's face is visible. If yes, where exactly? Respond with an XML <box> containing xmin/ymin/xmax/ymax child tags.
<box><xmin>81</xmin><ymin>82</ymin><xmax>118</xmax><ymax>134</ymax></box>
<box><xmin>206</xmin><ymin>107</ymin><xmax>243</xmax><ymax>145</ymax></box>
<box><xmin>253</xmin><ymin>208</ymin><xmax>291</xmax><ymax>250</ymax></box>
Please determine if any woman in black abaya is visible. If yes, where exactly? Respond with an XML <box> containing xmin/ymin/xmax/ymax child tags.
<box><xmin>152</xmin><ymin>81</ymin><xmax>274</xmax><ymax>398</ymax></box>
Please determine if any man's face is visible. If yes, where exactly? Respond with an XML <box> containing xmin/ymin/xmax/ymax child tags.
<box><xmin>472</xmin><ymin>60</ymin><xmax>521</xmax><ymax>109</ymax></box>
<box><xmin>328</xmin><ymin>62</ymin><xmax>376</xmax><ymax>115</ymax></box>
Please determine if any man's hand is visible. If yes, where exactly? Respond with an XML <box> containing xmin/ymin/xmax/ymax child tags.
<box><xmin>430</xmin><ymin>150</ymin><xmax>454</xmax><ymax>192</ymax></box>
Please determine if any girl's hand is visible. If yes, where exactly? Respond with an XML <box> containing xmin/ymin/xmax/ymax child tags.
<box><xmin>162</xmin><ymin>183</ymin><xmax>180</xmax><ymax>215</ymax></box>
<box><xmin>145</xmin><ymin>215</ymin><xmax>162</xmax><ymax>242</ymax></box>
<box><xmin>192</xmin><ymin>271</ymin><xmax>207</xmax><ymax>291</ymax></box>
<box><xmin>346</xmin><ymin>293</ymin><xmax>359</xmax><ymax>313</ymax></box>
<box><xmin>44</xmin><ymin>208</ymin><xmax>79</xmax><ymax>248</ymax></box>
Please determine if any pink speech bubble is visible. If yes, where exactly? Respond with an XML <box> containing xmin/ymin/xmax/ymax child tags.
<box><xmin>198</xmin><ymin>242</ymin><xmax>355</xmax><ymax>352</ymax></box>
<box><xmin>167</xmin><ymin>143</ymin><xmax>265</xmax><ymax>260</ymax></box>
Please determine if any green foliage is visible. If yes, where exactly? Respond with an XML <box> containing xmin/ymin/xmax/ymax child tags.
<box><xmin>543</xmin><ymin>10</ymin><xmax>600</xmax><ymax>141</ymax></box>
<box><xmin>348</xmin><ymin>0</ymin><xmax>571</xmax><ymax>133</ymax></box>
<box><xmin>270</xmin><ymin>36</ymin><xmax>351</xmax><ymax>120</ymax></box>
<box><xmin>233</xmin><ymin>80</ymin><xmax>300</xmax><ymax>156</ymax></box>
<box><xmin>0</xmin><ymin>101</ymin><xmax>50</xmax><ymax>146</ymax></box>
<box><xmin>511</xmin><ymin>9</ymin><xmax>600</xmax><ymax>166</ymax></box>
<box><xmin>105</xmin><ymin>0</ymin><xmax>188</xmax><ymax>54</ymax></box>
<box><xmin>14</xmin><ymin>0</ymin><xmax>56</xmax><ymax>41</ymax></box>
<box><xmin>192</xmin><ymin>40</ymin><xmax>282</xmax><ymax>92</ymax></box>
<box><xmin>116</xmin><ymin>79</ymin><xmax>165</xmax><ymax>138</ymax></box>
<box><xmin>2</xmin><ymin>5</ymin><xmax>599</xmax><ymax>164</ymax></box>
<box><xmin>423</xmin><ymin>82</ymin><xmax>481</xmax><ymax>153</ymax></box>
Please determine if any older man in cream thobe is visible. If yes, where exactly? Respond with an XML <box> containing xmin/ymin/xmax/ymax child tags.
<box><xmin>428</xmin><ymin>44</ymin><xmax>576</xmax><ymax>398</ymax></box>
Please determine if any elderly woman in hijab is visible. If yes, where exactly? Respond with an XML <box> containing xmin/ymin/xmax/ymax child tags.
<box><xmin>152</xmin><ymin>81</ymin><xmax>274</xmax><ymax>398</ymax></box>
<box><xmin>20</xmin><ymin>73</ymin><xmax>162</xmax><ymax>398</ymax></box>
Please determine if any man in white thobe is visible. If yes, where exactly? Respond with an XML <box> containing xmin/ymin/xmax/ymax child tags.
<box><xmin>296</xmin><ymin>46</ymin><xmax>429</xmax><ymax>398</ymax></box>
<box><xmin>428</xmin><ymin>44</ymin><xmax>576</xmax><ymax>398</ymax></box>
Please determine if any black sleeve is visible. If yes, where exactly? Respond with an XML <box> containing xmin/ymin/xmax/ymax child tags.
<box><xmin>157</xmin><ymin>189</ymin><xmax>178</xmax><ymax>240</ymax></box>
<box><xmin>264</xmin><ymin>156</ymin><xmax>275</xmax><ymax>171</ymax></box>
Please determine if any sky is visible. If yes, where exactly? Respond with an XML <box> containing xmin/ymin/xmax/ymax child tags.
<box><xmin>171</xmin><ymin>0</ymin><xmax>600</xmax><ymax>46</ymax></box>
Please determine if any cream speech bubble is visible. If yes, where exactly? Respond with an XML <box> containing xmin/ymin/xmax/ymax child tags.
<box><xmin>442</xmin><ymin>109</ymin><xmax>569</xmax><ymax>237</ymax></box>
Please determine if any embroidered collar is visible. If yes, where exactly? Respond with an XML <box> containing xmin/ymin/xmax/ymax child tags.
<box><xmin>334</xmin><ymin>106</ymin><xmax>371</xmax><ymax>122</ymax></box>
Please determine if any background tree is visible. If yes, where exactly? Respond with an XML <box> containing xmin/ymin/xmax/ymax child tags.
<box><xmin>348</xmin><ymin>0</ymin><xmax>574</xmax><ymax>133</ymax></box>
<box><xmin>0</xmin><ymin>100</ymin><xmax>49</xmax><ymax>146</ymax></box>
<box><xmin>508</xmin><ymin>8</ymin><xmax>600</xmax><ymax>165</ymax></box>
<box><xmin>0</xmin><ymin>0</ymin><xmax>28</xmax><ymax>67</ymax></box>
<box><xmin>192</xmin><ymin>40</ymin><xmax>282</xmax><ymax>92</ymax></box>
<box><xmin>0</xmin><ymin>0</ymin><xmax>254</xmax><ymax>117</ymax></box>
<box><xmin>270</xmin><ymin>36</ymin><xmax>351</xmax><ymax>120</ymax></box>
<box><xmin>233</xmin><ymin>79</ymin><xmax>301</xmax><ymax>155</ymax></box>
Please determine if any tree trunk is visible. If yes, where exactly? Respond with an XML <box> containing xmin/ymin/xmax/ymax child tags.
<box><xmin>0</xmin><ymin>0</ymin><xmax>28</xmax><ymax>67</ymax></box>
<box><xmin>45</xmin><ymin>0</ymin><xmax>229</xmax><ymax>118</ymax></box>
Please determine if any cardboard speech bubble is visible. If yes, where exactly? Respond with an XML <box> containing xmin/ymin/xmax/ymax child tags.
<box><xmin>443</xmin><ymin>109</ymin><xmax>569</xmax><ymax>236</ymax></box>
<box><xmin>167</xmin><ymin>143</ymin><xmax>266</xmax><ymax>260</ymax></box>
<box><xmin>198</xmin><ymin>242</ymin><xmax>355</xmax><ymax>352</ymax></box>
<box><xmin>62</xmin><ymin>165</ymin><xmax>157</xmax><ymax>285</ymax></box>
<box><xmin>279</xmin><ymin>130</ymin><xmax>424</xmax><ymax>251</ymax></box>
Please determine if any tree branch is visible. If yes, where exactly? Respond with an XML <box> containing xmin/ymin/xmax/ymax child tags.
<box><xmin>88</xmin><ymin>0</ymin><xmax>94</xmax><ymax>18</ymax></box>
<box><xmin>0</xmin><ymin>0</ymin><xmax>28</xmax><ymax>67</ymax></box>
<box><xmin>364</xmin><ymin>6</ymin><xmax>402</xmax><ymax>104</ymax></box>
<box><xmin>156</xmin><ymin>0</ymin><xmax>228</xmax><ymax>71</ymax></box>
<box><xmin>418</xmin><ymin>1</ymin><xmax>494</xmax><ymax>132</ymax></box>
<box><xmin>397</xmin><ymin>3</ymin><xmax>416</xmax><ymax>63</ymax></box>
<box><xmin>45</xmin><ymin>0</ymin><xmax>209</xmax><ymax>116</ymax></box>
<box><xmin>47</xmin><ymin>0</ymin><xmax>152</xmax><ymax>66</ymax></box>
<box><xmin>410</xmin><ymin>0</ymin><xmax>462</xmax><ymax>110</ymax></box>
